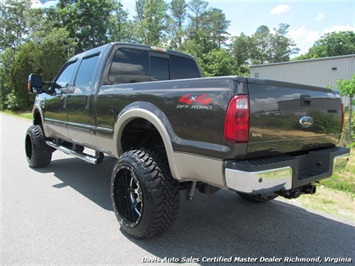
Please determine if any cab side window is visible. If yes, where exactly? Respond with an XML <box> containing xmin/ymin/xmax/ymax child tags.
<box><xmin>109</xmin><ymin>49</ymin><xmax>150</xmax><ymax>84</ymax></box>
<box><xmin>106</xmin><ymin>48</ymin><xmax>200</xmax><ymax>86</ymax></box>
<box><xmin>150</xmin><ymin>56</ymin><xmax>169</xmax><ymax>80</ymax></box>
<box><xmin>170</xmin><ymin>55</ymin><xmax>200</xmax><ymax>79</ymax></box>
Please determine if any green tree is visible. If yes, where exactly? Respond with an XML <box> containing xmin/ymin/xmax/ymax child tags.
<box><xmin>0</xmin><ymin>0</ymin><xmax>32</xmax><ymax>51</ymax></box>
<box><xmin>297</xmin><ymin>31</ymin><xmax>355</xmax><ymax>59</ymax></box>
<box><xmin>0</xmin><ymin>49</ymin><xmax>16</xmax><ymax>110</ymax></box>
<box><xmin>268</xmin><ymin>23</ymin><xmax>299</xmax><ymax>62</ymax></box>
<box><xmin>0</xmin><ymin>0</ymin><xmax>36</xmax><ymax>109</ymax></box>
<box><xmin>59</xmin><ymin>0</ymin><xmax>114</xmax><ymax>53</ymax></box>
<box><xmin>168</xmin><ymin>0</ymin><xmax>187</xmax><ymax>48</ymax></box>
<box><xmin>337</xmin><ymin>74</ymin><xmax>355</xmax><ymax>145</ymax></box>
<box><xmin>249</xmin><ymin>25</ymin><xmax>271</xmax><ymax>64</ymax></box>
<box><xmin>186</xmin><ymin>0</ymin><xmax>211</xmax><ymax>55</ymax></box>
<box><xmin>7</xmin><ymin>42</ymin><xmax>39</xmax><ymax>110</ymax></box>
<box><xmin>133</xmin><ymin>0</ymin><xmax>145</xmax><ymax>42</ymax></box>
<box><xmin>37</xmin><ymin>28</ymin><xmax>76</xmax><ymax>81</ymax></box>
<box><xmin>187</xmin><ymin>0</ymin><xmax>208</xmax><ymax>36</ymax></box>
<box><xmin>186</xmin><ymin>1</ymin><xmax>230</xmax><ymax>54</ymax></box>
<box><xmin>245</xmin><ymin>24</ymin><xmax>299</xmax><ymax>64</ymax></box>
<box><xmin>143</xmin><ymin>0</ymin><xmax>168</xmax><ymax>45</ymax></box>
<box><xmin>135</xmin><ymin>0</ymin><xmax>146</xmax><ymax>22</ymax></box>
<box><xmin>134</xmin><ymin>0</ymin><xmax>168</xmax><ymax>45</ymax></box>
<box><xmin>30</xmin><ymin>6</ymin><xmax>62</xmax><ymax>40</ymax></box>
<box><xmin>201</xmin><ymin>48</ymin><xmax>233</xmax><ymax>77</ymax></box>
<box><xmin>109</xmin><ymin>0</ymin><xmax>133</xmax><ymax>42</ymax></box>
<box><xmin>202</xmin><ymin>8</ymin><xmax>230</xmax><ymax>48</ymax></box>
<box><xmin>230</xmin><ymin>33</ymin><xmax>252</xmax><ymax>75</ymax></box>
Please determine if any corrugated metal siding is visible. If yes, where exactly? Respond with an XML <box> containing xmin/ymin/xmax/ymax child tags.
<box><xmin>250</xmin><ymin>55</ymin><xmax>355</xmax><ymax>88</ymax></box>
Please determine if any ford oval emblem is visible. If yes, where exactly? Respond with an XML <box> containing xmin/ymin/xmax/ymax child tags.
<box><xmin>299</xmin><ymin>116</ymin><xmax>313</xmax><ymax>128</ymax></box>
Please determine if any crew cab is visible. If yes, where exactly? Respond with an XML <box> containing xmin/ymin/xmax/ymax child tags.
<box><xmin>25</xmin><ymin>43</ymin><xmax>350</xmax><ymax>239</ymax></box>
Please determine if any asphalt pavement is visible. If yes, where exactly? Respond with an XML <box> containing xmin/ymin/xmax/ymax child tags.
<box><xmin>1</xmin><ymin>113</ymin><xmax>354</xmax><ymax>265</ymax></box>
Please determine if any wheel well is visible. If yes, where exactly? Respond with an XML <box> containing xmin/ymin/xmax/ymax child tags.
<box><xmin>33</xmin><ymin>109</ymin><xmax>42</xmax><ymax>125</ymax></box>
<box><xmin>121</xmin><ymin>118</ymin><xmax>166</xmax><ymax>154</ymax></box>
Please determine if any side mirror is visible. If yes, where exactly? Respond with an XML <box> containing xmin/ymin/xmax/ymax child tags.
<box><xmin>28</xmin><ymin>74</ymin><xmax>43</xmax><ymax>94</ymax></box>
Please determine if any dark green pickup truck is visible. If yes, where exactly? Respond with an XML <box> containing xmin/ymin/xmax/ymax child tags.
<box><xmin>25</xmin><ymin>42</ymin><xmax>350</xmax><ymax>239</ymax></box>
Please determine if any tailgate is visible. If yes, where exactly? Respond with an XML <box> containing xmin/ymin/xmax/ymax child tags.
<box><xmin>246</xmin><ymin>78</ymin><xmax>343</xmax><ymax>157</ymax></box>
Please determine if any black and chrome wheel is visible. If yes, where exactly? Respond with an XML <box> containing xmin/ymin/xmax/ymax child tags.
<box><xmin>111</xmin><ymin>150</ymin><xmax>179</xmax><ymax>239</ymax></box>
<box><xmin>114</xmin><ymin>164</ymin><xmax>143</xmax><ymax>227</ymax></box>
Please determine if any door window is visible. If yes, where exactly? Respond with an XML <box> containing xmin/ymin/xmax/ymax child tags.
<box><xmin>55</xmin><ymin>61</ymin><xmax>77</xmax><ymax>88</ymax></box>
<box><xmin>74</xmin><ymin>54</ymin><xmax>99</xmax><ymax>92</ymax></box>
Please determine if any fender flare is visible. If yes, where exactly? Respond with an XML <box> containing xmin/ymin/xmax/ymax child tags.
<box><xmin>113</xmin><ymin>102</ymin><xmax>182</xmax><ymax>180</ymax></box>
<box><xmin>32</xmin><ymin>104</ymin><xmax>45</xmax><ymax>126</ymax></box>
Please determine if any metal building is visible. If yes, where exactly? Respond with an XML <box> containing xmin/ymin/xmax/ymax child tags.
<box><xmin>250</xmin><ymin>54</ymin><xmax>355</xmax><ymax>88</ymax></box>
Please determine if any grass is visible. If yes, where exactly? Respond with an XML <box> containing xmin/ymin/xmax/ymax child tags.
<box><xmin>282</xmin><ymin>186</ymin><xmax>355</xmax><ymax>222</ymax></box>
<box><xmin>320</xmin><ymin>148</ymin><xmax>355</xmax><ymax>198</ymax></box>
<box><xmin>2</xmin><ymin>110</ymin><xmax>32</xmax><ymax>120</ymax></box>
<box><xmin>283</xmin><ymin>149</ymin><xmax>355</xmax><ymax>222</ymax></box>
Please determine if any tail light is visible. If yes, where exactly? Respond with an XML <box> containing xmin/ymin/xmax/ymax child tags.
<box><xmin>224</xmin><ymin>95</ymin><xmax>250</xmax><ymax>143</ymax></box>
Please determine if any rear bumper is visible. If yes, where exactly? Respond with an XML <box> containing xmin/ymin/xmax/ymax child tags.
<box><xmin>225</xmin><ymin>146</ymin><xmax>350</xmax><ymax>195</ymax></box>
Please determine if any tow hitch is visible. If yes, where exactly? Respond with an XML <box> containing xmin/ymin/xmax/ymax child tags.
<box><xmin>279</xmin><ymin>184</ymin><xmax>317</xmax><ymax>199</ymax></box>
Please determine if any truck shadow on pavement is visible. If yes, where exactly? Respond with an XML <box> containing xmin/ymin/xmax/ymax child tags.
<box><xmin>36</xmin><ymin>156</ymin><xmax>355</xmax><ymax>263</ymax></box>
<box><xmin>35</xmin><ymin>156</ymin><xmax>116</xmax><ymax>211</ymax></box>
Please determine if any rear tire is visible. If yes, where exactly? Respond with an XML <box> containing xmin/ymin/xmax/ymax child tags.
<box><xmin>25</xmin><ymin>125</ymin><xmax>52</xmax><ymax>168</ymax></box>
<box><xmin>237</xmin><ymin>192</ymin><xmax>278</xmax><ymax>203</ymax></box>
<box><xmin>111</xmin><ymin>149</ymin><xmax>179</xmax><ymax>239</ymax></box>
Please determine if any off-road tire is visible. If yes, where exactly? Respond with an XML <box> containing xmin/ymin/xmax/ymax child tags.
<box><xmin>111</xmin><ymin>149</ymin><xmax>179</xmax><ymax>239</ymax></box>
<box><xmin>237</xmin><ymin>192</ymin><xmax>278</xmax><ymax>203</ymax></box>
<box><xmin>25</xmin><ymin>125</ymin><xmax>52</xmax><ymax>168</ymax></box>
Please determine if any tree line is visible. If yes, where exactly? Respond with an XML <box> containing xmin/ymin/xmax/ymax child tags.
<box><xmin>0</xmin><ymin>0</ymin><xmax>354</xmax><ymax>111</ymax></box>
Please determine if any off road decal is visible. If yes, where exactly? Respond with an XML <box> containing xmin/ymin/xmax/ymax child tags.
<box><xmin>177</xmin><ymin>94</ymin><xmax>213</xmax><ymax>110</ymax></box>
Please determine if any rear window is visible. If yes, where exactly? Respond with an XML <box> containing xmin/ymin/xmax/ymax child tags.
<box><xmin>150</xmin><ymin>56</ymin><xmax>170</xmax><ymax>80</ymax></box>
<box><xmin>108</xmin><ymin>48</ymin><xmax>200</xmax><ymax>84</ymax></box>
<box><xmin>170</xmin><ymin>55</ymin><xmax>200</xmax><ymax>79</ymax></box>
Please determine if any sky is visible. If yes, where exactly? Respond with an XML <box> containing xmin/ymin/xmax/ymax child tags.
<box><xmin>34</xmin><ymin>0</ymin><xmax>355</xmax><ymax>56</ymax></box>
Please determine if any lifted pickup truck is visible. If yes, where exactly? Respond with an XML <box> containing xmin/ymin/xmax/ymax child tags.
<box><xmin>26</xmin><ymin>42</ymin><xmax>350</xmax><ymax>239</ymax></box>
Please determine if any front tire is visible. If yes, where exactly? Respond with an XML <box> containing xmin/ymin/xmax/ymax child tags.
<box><xmin>111</xmin><ymin>150</ymin><xmax>179</xmax><ymax>239</ymax></box>
<box><xmin>25</xmin><ymin>125</ymin><xmax>52</xmax><ymax>168</ymax></box>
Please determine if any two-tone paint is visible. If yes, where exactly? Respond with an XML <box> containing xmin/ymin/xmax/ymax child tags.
<box><xmin>32</xmin><ymin>42</ymin><xmax>350</xmax><ymax>192</ymax></box>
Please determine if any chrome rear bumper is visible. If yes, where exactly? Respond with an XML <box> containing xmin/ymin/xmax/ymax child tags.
<box><xmin>225</xmin><ymin>147</ymin><xmax>350</xmax><ymax>195</ymax></box>
<box><xmin>225</xmin><ymin>167</ymin><xmax>292</xmax><ymax>194</ymax></box>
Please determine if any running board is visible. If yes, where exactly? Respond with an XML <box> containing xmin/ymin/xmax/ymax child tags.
<box><xmin>46</xmin><ymin>141</ymin><xmax>104</xmax><ymax>165</ymax></box>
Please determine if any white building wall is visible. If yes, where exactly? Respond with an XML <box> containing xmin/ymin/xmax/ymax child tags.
<box><xmin>250</xmin><ymin>54</ymin><xmax>355</xmax><ymax>88</ymax></box>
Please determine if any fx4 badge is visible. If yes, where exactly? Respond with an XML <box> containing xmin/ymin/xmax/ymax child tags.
<box><xmin>177</xmin><ymin>94</ymin><xmax>213</xmax><ymax>110</ymax></box>
<box><xmin>179</xmin><ymin>94</ymin><xmax>212</xmax><ymax>105</ymax></box>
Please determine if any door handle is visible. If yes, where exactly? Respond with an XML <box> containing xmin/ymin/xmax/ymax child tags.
<box><xmin>63</xmin><ymin>97</ymin><xmax>67</xmax><ymax>109</ymax></box>
<box><xmin>300</xmin><ymin>94</ymin><xmax>311</xmax><ymax>106</ymax></box>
